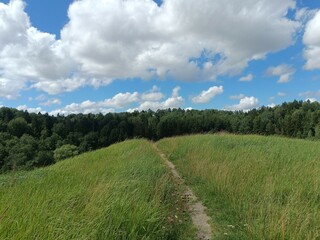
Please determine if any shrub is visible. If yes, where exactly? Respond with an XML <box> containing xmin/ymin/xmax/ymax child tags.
<box><xmin>54</xmin><ymin>144</ymin><xmax>79</xmax><ymax>162</ymax></box>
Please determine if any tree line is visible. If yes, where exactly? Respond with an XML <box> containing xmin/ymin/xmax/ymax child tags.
<box><xmin>1</xmin><ymin>100</ymin><xmax>320</xmax><ymax>173</ymax></box>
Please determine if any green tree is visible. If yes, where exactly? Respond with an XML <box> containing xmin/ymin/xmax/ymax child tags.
<box><xmin>54</xmin><ymin>144</ymin><xmax>79</xmax><ymax>162</ymax></box>
<box><xmin>79</xmin><ymin>132</ymin><xmax>99</xmax><ymax>152</ymax></box>
<box><xmin>5</xmin><ymin>134</ymin><xmax>37</xmax><ymax>170</ymax></box>
<box><xmin>7</xmin><ymin>117</ymin><xmax>29</xmax><ymax>137</ymax></box>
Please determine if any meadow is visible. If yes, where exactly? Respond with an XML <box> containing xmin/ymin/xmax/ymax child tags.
<box><xmin>0</xmin><ymin>139</ymin><xmax>194</xmax><ymax>240</ymax></box>
<box><xmin>157</xmin><ymin>134</ymin><xmax>320</xmax><ymax>239</ymax></box>
<box><xmin>1</xmin><ymin>134</ymin><xmax>320</xmax><ymax>240</ymax></box>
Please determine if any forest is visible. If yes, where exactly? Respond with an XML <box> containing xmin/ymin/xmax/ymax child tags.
<box><xmin>0</xmin><ymin>100</ymin><xmax>319</xmax><ymax>172</ymax></box>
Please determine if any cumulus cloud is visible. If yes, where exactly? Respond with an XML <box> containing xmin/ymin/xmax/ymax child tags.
<box><xmin>0</xmin><ymin>0</ymin><xmax>299</xmax><ymax>99</ymax></box>
<box><xmin>267</xmin><ymin>64</ymin><xmax>295</xmax><ymax>83</ymax></box>
<box><xmin>17</xmin><ymin>105</ymin><xmax>44</xmax><ymax>114</ymax></box>
<box><xmin>128</xmin><ymin>87</ymin><xmax>184</xmax><ymax>112</ymax></box>
<box><xmin>191</xmin><ymin>86</ymin><xmax>223</xmax><ymax>104</ymax></box>
<box><xmin>0</xmin><ymin>78</ymin><xmax>25</xmax><ymax>99</ymax></box>
<box><xmin>50</xmin><ymin>86</ymin><xmax>183</xmax><ymax>115</ymax></box>
<box><xmin>295</xmin><ymin>8</ymin><xmax>318</xmax><ymax>23</ymax></box>
<box><xmin>62</xmin><ymin>0</ymin><xmax>298</xmax><ymax>81</ymax></box>
<box><xmin>101</xmin><ymin>92</ymin><xmax>140</xmax><ymax>109</ymax></box>
<box><xmin>141</xmin><ymin>86</ymin><xmax>165</xmax><ymax>101</ymax></box>
<box><xmin>225</xmin><ymin>96</ymin><xmax>259</xmax><ymax>111</ymax></box>
<box><xmin>49</xmin><ymin>101</ymin><xmax>115</xmax><ymax>116</ymax></box>
<box><xmin>239</xmin><ymin>74</ymin><xmax>253</xmax><ymax>82</ymax></box>
<box><xmin>303</xmin><ymin>10</ymin><xmax>320</xmax><ymax>70</ymax></box>
<box><xmin>32</xmin><ymin>78</ymin><xmax>113</xmax><ymax>95</ymax></box>
<box><xmin>0</xmin><ymin>0</ymin><xmax>77</xmax><ymax>98</ymax></box>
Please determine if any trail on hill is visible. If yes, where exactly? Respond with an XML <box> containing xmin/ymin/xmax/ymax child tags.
<box><xmin>152</xmin><ymin>144</ymin><xmax>213</xmax><ymax>240</ymax></box>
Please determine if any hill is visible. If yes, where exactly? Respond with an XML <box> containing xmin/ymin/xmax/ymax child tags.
<box><xmin>0</xmin><ymin>139</ymin><xmax>194</xmax><ymax>239</ymax></box>
<box><xmin>157</xmin><ymin>134</ymin><xmax>320</xmax><ymax>239</ymax></box>
<box><xmin>2</xmin><ymin>134</ymin><xmax>320</xmax><ymax>239</ymax></box>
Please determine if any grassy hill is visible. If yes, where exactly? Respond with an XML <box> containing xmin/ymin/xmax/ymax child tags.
<box><xmin>157</xmin><ymin>134</ymin><xmax>320</xmax><ymax>239</ymax></box>
<box><xmin>2</xmin><ymin>134</ymin><xmax>320</xmax><ymax>239</ymax></box>
<box><xmin>0</xmin><ymin>140</ymin><xmax>194</xmax><ymax>240</ymax></box>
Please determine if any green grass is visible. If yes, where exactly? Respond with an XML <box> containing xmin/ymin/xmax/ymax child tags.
<box><xmin>157</xmin><ymin>134</ymin><xmax>320</xmax><ymax>240</ymax></box>
<box><xmin>0</xmin><ymin>139</ymin><xmax>194</xmax><ymax>240</ymax></box>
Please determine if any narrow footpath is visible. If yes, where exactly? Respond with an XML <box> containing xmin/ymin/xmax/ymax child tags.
<box><xmin>152</xmin><ymin>144</ymin><xmax>213</xmax><ymax>240</ymax></box>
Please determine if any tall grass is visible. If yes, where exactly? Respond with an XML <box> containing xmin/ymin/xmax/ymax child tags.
<box><xmin>157</xmin><ymin>134</ymin><xmax>320</xmax><ymax>239</ymax></box>
<box><xmin>0</xmin><ymin>140</ymin><xmax>193</xmax><ymax>239</ymax></box>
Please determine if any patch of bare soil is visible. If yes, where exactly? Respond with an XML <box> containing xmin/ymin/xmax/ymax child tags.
<box><xmin>153</xmin><ymin>144</ymin><xmax>213</xmax><ymax>240</ymax></box>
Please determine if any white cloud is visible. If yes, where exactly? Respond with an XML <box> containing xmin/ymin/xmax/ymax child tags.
<box><xmin>191</xmin><ymin>86</ymin><xmax>223</xmax><ymax>104</ymax></box>
<box><xmin>295</xmin><ymin>8</ymin><xmax>318</xmax><ymax>23</ymax></box>
<box><xmin>305</xmin><ymin>98</ymin><xmax>318</xmax><ymax>103</ymax></box>
<box><xmin>225</xmin><ymin>96</ymin><xmax>259</xmax><ymax>111</ymax></box>
<box><xmin>49</xmin><ymin>101</ymin><xmax>115</xmax><ymax>116</ymax></box>
<box><xmin>32</xmin><ymin>78</ymin><xmax>112</xmax><ymax>95</ymax></box>
<box><xmin>50</xmin><ymin>91</ymin><xmax>140</xmax><ymax>115</ymax></box>
<box><xmin>239</xmin><ymin>74</ymin><xmax>253</xmax><ymax>82</ymax></box>
<box><xmin>0</xmin><ymin>77</ymin><xmax>25</xmax><ymax>99</ymax></box>
<box><xmin>50</xmin><ymin>86</ymin><xmax>184</xmax><ymax>115</ymax></box>
<box><xmin>277</xmin><ymin>92</ymin><xmax>286</xmax><ymax>97</ymax></box>
<box><xmin>129</xmin><ymin>87</ymin><xmax>184</xmax><ymax>112</ymax></box>
<box><xmin>141</xmin><ymin>86</ymin><xmax>165</xmax><ymax>101</ymax></box>
<box><xmin>0</xmin><ymin>0</ymin><xmax>299</xmax><ymax>98</ymax></box>
<box><xmin>101</xmin><ymin>92</ymin><xmax>140</xmax><ymax>109</ymax></box>
<box><xmin>268</xmin><ymin>103</ymin><xmax>276</xmax><ymax>108</ymax></box>
<box><xmin>17</xmin><ymin>105</ymin><xmax>44</xmax><ymax>114</ymax></box>
<box><xmin>230</xmin><ymin>94</ymin><xmax>246</xmax><ymax>100</ymax></box>
<box><xmin>303</xmin><ymin>10</ymin><xmax>320</xmax><ymax>70</ymax></box>
<box><xmin>0</xmin><ymin>1</ymin><xmax>77</xmax><ymax>98</ymax></box>
<box><xmin>62</xmin><ymin>0</ymin><xmax>298</xmax><ymax>81</ymax></box>
<box><xmin>267</xmin><ymin>64</ymin><xmax>295</xmax><ymax>83</ymax></box>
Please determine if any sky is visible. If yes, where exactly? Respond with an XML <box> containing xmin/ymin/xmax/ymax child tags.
<box><xmin>0</xmin><ymin>0</ymin><xmax>320</xmax><ymax>115</ymax></box>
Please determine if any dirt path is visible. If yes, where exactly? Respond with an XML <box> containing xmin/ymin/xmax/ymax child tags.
<box><xmin>152</xmin><ymin>144</ymin><xmax>213</xmax><ymax>240</ymax></box>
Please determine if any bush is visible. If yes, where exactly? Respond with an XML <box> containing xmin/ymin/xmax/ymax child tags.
<box><xmin>54</xmin><ymin>144</ymin><xmax>79</xmax><ymax>162</ymax></box>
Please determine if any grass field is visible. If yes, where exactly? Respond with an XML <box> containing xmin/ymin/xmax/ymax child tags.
<box><xmin>157</xmin><ymin>134</ymin><xmax>320</xmax><ymax>239</ymax></box>
<box><xmin>0</xmin><ymin>139</ymin><xmax>194</xmax><ymax>240</ymax></box>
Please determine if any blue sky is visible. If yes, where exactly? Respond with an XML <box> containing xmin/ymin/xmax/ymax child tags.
<box><xmin>0</xmin><ymin>0</ymin><xmax>320</xmax><ymax>114</ymax></box>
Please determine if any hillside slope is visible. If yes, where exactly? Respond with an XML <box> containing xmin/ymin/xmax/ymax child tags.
<box><xmin>157</xmin><ymin>134</ymin><xmax>320</xmax><ymax>239</ymax></box>
<box><xmin>0</xmin><ymin>140</ymin><xmax>194</xmax><ymax>240</ymax></box>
